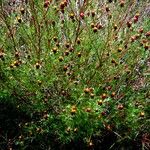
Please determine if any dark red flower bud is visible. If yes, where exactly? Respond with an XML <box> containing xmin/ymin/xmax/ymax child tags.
<box><xmin>44</xmin><ymin>1</ymin><xmax>50</xmax><ymax>8</ymax></box>
<box><xmin>80</xmin><ymin>12</ymin><xmax>84</xmax><ymax>19</ymax></box>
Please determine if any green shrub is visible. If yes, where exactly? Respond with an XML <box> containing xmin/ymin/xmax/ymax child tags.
<box><xmin>0</xmin><ymin>0</ymin><xmax>150</xmax><ymax>149</ymax></box>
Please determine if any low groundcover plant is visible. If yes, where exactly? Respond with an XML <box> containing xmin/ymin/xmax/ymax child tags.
<box><xmin>0</xmin><ymin>0</ymin><xmax>150</xmax><ymax>149</ymax></box>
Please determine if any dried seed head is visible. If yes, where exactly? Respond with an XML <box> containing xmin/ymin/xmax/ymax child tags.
<box><xmin>127</xmin><ymin>21</ymin><xmax>132</xmax><ymax>28</ymax></box>
<box><xmin>84</xmin><ymin>88</ymin><xmax>91</xmax><ymax>93</ymax></box>
<box><xmin>93</xmin><ymin>27</ymin><xmax>98</xmax><ymax>33</ymax></box>
<box><xmin>145</xmin><ymin>31</ymin><xmax>150</xmax><ymax>37</ymax></box>
<box><xmin>44</xmin><ymin>1</ymin><xmax>50</xmax><ymax>8</ymax></box>
<box><xmin>118</xmin><ymin>47</ymin><xmax>122</xmax><ymax>52</ymax></box>
<box><xmin>58</xmin><ymin>56</ymin><xmax>64</xmax><ymax>62</ymax></box>
<box><xmin>66</xmin><ymin>127</ymin><xmax>71</xmax><ymax>132</ymax></box>
<box><xmin>88</xmin><ymin>141</ymin><xmax>94</xmax><ymax>147</ymax></box>
<box><xmin>52</xmin><ymin>47</ymin><xmax>58</xmax><ymax>53</ymax></box>
<box><xmin>106</xmin><ymin>6</ymin><xmax>110</xmax><ymax>12</ymax></box>
<box><xmin>97</xmin><ymin>23</ymin><xmax>103</xmax><ymax>29</ymax></box>
<box><xmin>10</xmin><ymin>63</ymin><xmax>15</xmax><ymax>69</ymax></box>
<box><xmin>69</xmin><ymin>47</ymin><xmax>74</xmax><ymax>52</ymax></box>
<box><xmin>140</xmin><ymin>112</ymin><xmax>145</xmax><ymax>117</ymax></box>
<box><xmin>86</xmin><ymin>107</ymin><xmax>91</xmax><ymax>112</ymax></box>
<box><xmin>90</xmin><ymin>93</ymin><xmax>95</xmax><ymax>98</ymax></box>
<box><xmin>20</xmin><ymin>8</ymin><xmax>25</xmax><ymax>14</ymax></box>
<box><xmin>97</xmin><ymin>100</ymin><xmax>103</xmax><ymax>105</ymax></box>
<box><xmin>91</xmin><ymin>10</ymin><xmax>96</xmax><ymax>17</ymax></box>
<box><xmin>111</xmin><ymin>92</ymin><xmax>116</xmax><ymax>97</ymax></box>
<box><xmin>80</xmin><ymin>12</ymin><xmax>84</xmax><ymax>19</ymax></box>
<box><xmin>64</xmin><ymin>50</ymin><xmax>69</xmax><ymax>56</ymax></box>
<box><xmin>53</xmin><ymin>36</ymin><xmax>58</xmax><ymax>42</ymax></box>
<box><xmin>14</xmin><ymin>60</ymin><xmax>20</xmax><ymax>67</ymax></box>
<box><xmin>135</xmin><ymin>13</ymin><xmax>140</xmax><ymax>18</ymax></box>
<box><xmin>138</xmin><ymin>28</ymin><xmax>143</xmax><ymax>33</ymax></box>
<box><xmin>74</xmin><ymin>128</ymin><xmax>78</xmax><ymax>133</ymax></box>
<box><xmin>77</xmin><ymin>38</ymin><xmax>81</xmax><ymax>44</ymax></box>
<box><xmin>35</xmin><ymin>62</ymin><xmax>41</xmax><ymax>69</ymax></box>
<box><xmin>144</xmin><ymin>44</ymin><xmax>149</xmax><ymax>50</ymax></box>
<box><xmin>37</xmin><ymin>80</ymin><xmax>42</xmax><ymax>85</ymax></box>
<box><xmin>0</xmin><ymin>52</ymin><xmax>4</xmax><ymax>59</ymax></box>
<box><xmin>17</xmin><ymin>16</ymin><xmax>22</xmax><ymax>23</ymax></box>
<box><xmin>65</xmin><ymin>42</ymin><xmax>70</xmax><ymax>48</ymax></box>
<box><xmin>71</xmin><ymin>109</ymin><xmax>76</xmax><ymax>115</ymax></box>
<box><xmin>56</xmin><ymin>42</ymin><xmax>60</xmax><ymax>47</ymax></box>
<box><xmin>114</xmin><ymin>24</ymin><xmax>117</xmax><ymax>30</ymax></box>
<box><xmin>120</xmin><ymin>1</ymin><xmax>125</xmax><ymax>7</ymax></box>
<box><xmin>117</xmin><ymin>104</ymin><xmax>124</xmax><ymax>110</ymax></box>
<box><xmin>101</xmin><ymin>93</ymin><xmax>107</xmax><ymax>99</ymax></box>
<box><xmin>15</xmin><ymin>51</ymin><xmax>20</xmax><ymax>57</ymax></box>
<box><xmin>133</xmin><ymin>17</ymin><xmax>138</xmax><ymax>23</ymax></box>
<box><xmin>63</xmin><ymin>65</ymin><xmax>68</xmax><ymax>71</ymax></box>
<box><xmin>70</xmin><ymin>13</ymin><xmax>74</xmax><ymax>19</ymax></box>
<box><xmin>60</xmin><ymin>2</ymin><xmax>65</xmax><ymax>9</ymax></box>
<box><xmin>51</xmin><ymin>20</ymin><xmax>56</xmax><ymax>26</ymax></box>
<box><xmin>111</xmin><ymin>59</ymin><xmax>116</xmax><ymax>64</ymax></box>
<box><xmin>63</xmin><ymin>0</ymin><xmax>68</xmax><ymax>6</ymax></box>
<box><xmin>77</xmin><ymin>52</ymin><xmax>81</xmax><ymax>57</ymax></box>
<box><xmin>90</xmin><ymin>23</ymin><xmax>95</xmax><ymax>28</ymax></box>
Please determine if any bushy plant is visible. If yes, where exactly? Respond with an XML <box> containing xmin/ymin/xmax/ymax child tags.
<box><xmin>0</xmin><ymin>0</ymin><xmax>150</xmax><ymax>149</ymax></box>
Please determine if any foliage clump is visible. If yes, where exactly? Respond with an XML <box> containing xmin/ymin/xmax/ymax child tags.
<box><xmin>0</xmin><ymin>0</ymin><xmax>150</xmax><ymax>149</ymax></box>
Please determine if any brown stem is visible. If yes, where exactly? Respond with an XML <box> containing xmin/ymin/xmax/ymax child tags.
<box><xmin>0</xmin><ymin>10</ymin><xmax>17</xmax><ymax>52</ymax></box>
<box><xmin>116</xmin><ymin>2</ymin><xmax>135</xmax><ymax>33</ymax></box>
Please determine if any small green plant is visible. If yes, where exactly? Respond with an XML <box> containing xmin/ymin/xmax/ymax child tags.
<box><xmin>0</xmin><ymin>0</ymin><xmax>150</xmax><ymax>149</ymax></box>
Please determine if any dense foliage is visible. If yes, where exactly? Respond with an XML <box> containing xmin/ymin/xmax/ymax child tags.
<box><xmin>0</xmin><ymin>0</ymin><xmax>150</xmax><ymax>149</ymax></box>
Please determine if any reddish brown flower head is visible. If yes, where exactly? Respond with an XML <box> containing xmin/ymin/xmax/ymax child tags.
<box><xmin>145</xmin><ymin>31</ymin><xmax>150</xmax><ymax>37</ymax></box>
<box><xmin>84</xmin><ymin>88</ymin><xmax>90</xmax><ymax>94</ymax></box>
<box><xmin>105</xmin><ymin>6</ymin><xmax>110</xmax><ymax>12</ymax></box>
<box><xmin>140</xmin><ymin>112</ymin><xmax>145</xmax><ymax>117</ymax></box>
<box><xmin>91</xmin><ymin>23</ymin><xmax>95</xmax><ymax>28</ymax></box>
<box><xmin>64</xmin><ymin>0</ymin><xmax>68</xmax><ymax>6</ymax></box>
<box><xmin>114</xmin><ymin>24</ymin><xmax>117</xmax><ymax>30</ymax></box>
<box><xmin>77</xmin><ymin>52</ymin><xmax>81</xmax><ymax>57</ymax></box>
<box><xmin>93</xmin><ymin>27</ymin><xmax>98</xmax><ymax>33</ymax></box>
<box><xmin>97</xmin><ymin>23</ymin><xmax>103</xmax><ymax>29</ymax></box>
<box><xmin>120</xmin><ymin>1</ymin><xmax>125</xmax><ymax>7</ymax></box>
<box><xmin>35</xmin><ymin>62</ymin><xmax>41</xmax><ymax>69</ymax></box>
<box><xmin>0</xmin><ymin>52</ymin><xmax>4</xmax><ymax>59</ymax></box>
<box><xmin>97</xmin><ymin>100</ymin><xmax>103</xmax><ymax>105</ymax></box>
<box><xmin>80</xmin><ymin>12</ymin><xmax>84</xmax><ymax>19</ymax></box>
<box><xmin>60</xmin><ymin>2</ymin><xmax>65</xmax><ymax>9</ymax></box>
<box><xmin>133</xmin><ymin>17</ymin><xmax>138</xmax><ymax>23</ymax></box>
<box><xmin>117</xmin><ymin>104</ymin><xmax>124</xmax><ymax>110</ymax></box>
<box><xmin>111</xmin><ymin>92</ymin><xmax>116</xmax><ymax>97</ymax></box>
<box><xmin>101</xmin><ymin>93</ymin><xmax>107</xmax><ymax>99</ymax></box>
<box><xmin>135</xmin><ymin>13</ymin><xmax>140</xmax><ymax>19</ymax></box>
<box><xmin>127</xmin><ymin>21</ymin><xmax>132</xmax><ymax>28</ymax></box>
<box><xmin>101</xmin><ymin>111</ymin><xmax>106</xmax><ymax>116</ymax></box>
<box><xmin>86</xmin><ymin>107</ymin><xmax>92</xmax><ymax>112</ymax></box>
<box><xmin>139</xmin><ymin>28</ymin><xmax>143</xmax><ymax>33</ymax></box>
<box><xmin>15</xmin><ymin>51</ymin><xmax>20</xmax><ymax>57</ymax></box>
<box><xmin>63</xmin><ymin>65</ymin><xmax>68</xmax><ymax>71</ymax></box>
<box><xmin>91</xmin><ymin>11</ymin><xmax>95</xmax><ymax>17</ymax></box>
<box><xmin>44</xmin><ymin>1</ymin><xmax>50</xmax><ymax>8</ymax></box>
<box><xmin>144</xmin><ymin>45</ymin><xmax>149</xmax><ymax>50</ymax></box>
